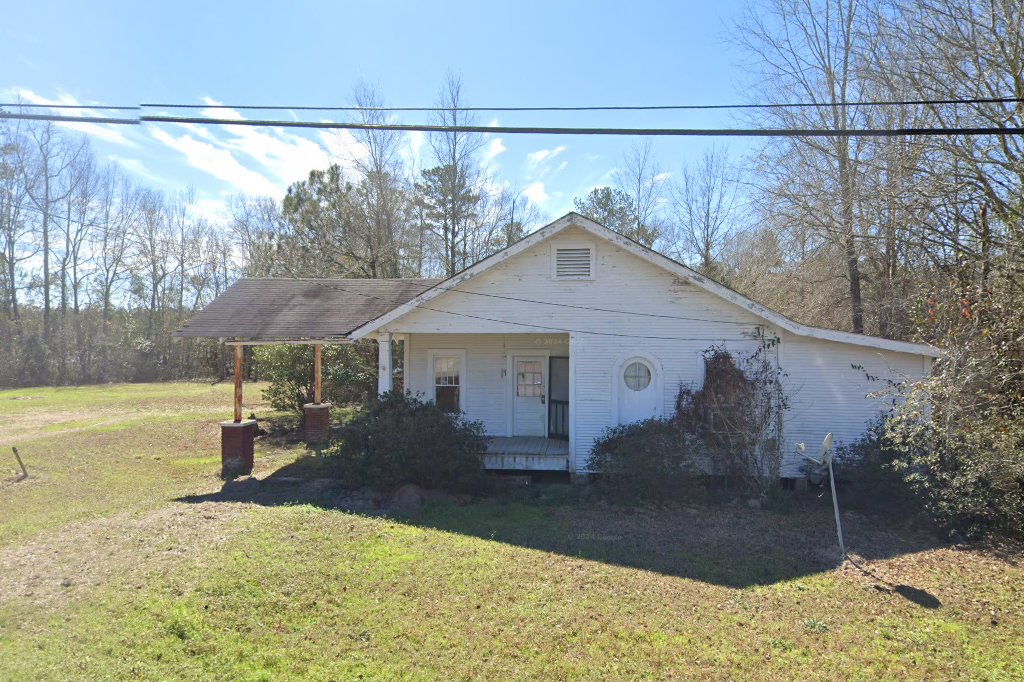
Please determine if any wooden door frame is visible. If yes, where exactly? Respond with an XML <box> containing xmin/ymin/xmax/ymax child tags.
<box><xmin>548</xmin><ymin>356</ymin><xmax>570</xmax><ymax>440</ymax></box>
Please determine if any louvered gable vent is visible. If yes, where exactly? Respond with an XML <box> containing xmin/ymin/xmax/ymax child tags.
<box><xmin>555</xmin><ymin>247</ymin><xmax>593</xmax><ymax>279</ymax></box>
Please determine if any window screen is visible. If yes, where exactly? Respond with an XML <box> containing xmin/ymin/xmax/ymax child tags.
<box><xmin>434</xmin><ymin>356</ymin><xmax>460</xmax><ymax>412</ymax></box>
<box><xmin>516</xmin><ymin>360</ymin><xmax>544</xmax><ymax>397</ymax></box>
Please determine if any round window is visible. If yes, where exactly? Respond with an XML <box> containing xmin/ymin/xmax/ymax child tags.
<box><xmin>623</xmin><ymin>361</ymin><xmax>651</xmax><ymax>391</ymax></box>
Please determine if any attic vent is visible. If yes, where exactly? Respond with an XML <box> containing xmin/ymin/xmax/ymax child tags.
<box><xmin>554</xmin><ymin>247</ymin><xmax>593</xmax><ymax>279</ymax></box>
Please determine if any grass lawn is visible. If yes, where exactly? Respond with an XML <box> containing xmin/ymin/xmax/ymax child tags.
<box><xmin>1</xmin><ymin>383</ymin><xmax>1022</xmax><ymax>680</ymax></box>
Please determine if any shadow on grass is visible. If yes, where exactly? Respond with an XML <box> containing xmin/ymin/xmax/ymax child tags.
<box><xmin>177</xmin><ymin>456</ymin><xmax>946</xmax><ymax>597</ymax></box>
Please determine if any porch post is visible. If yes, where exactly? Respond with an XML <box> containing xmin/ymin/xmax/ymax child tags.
<box><xmin>313</xmin><ymin>342</ymin><xmax>323</xmax><ymax>404</ymax></box>
<box><xmin>304</xmin><ymin>341</ymin><xmax>331</xmax><ymax>444</ymax></box>
<box><xmin>377</xmin><ymin>332</ymin><xmax>393</xmax><ymax>395</ymax></box>
<box><xmin>233</xmin><ymin>344</ymin><xmax>243</xmax><ymax>422</ymax></box>
<box><xmin>221</xmin><ymin>343</ymin><xmax>255</xmax><ymax>477</ymax></box>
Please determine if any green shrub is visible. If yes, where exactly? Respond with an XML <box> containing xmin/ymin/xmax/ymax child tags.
<box><xmin>805</xmin><ymin>419</ymin><xmax>919</xmax><ymax>515</ymax></box>
<box><xmin>884</xmin><ymin>380</ymin><xmax>1024</xmax><ymax>539</ymax></box>
<box><xmin>586</xmin><ymin>418</ymin><xmax>703</xmax><ymax>501</ymax></box>
<box><xmin>254</xmin><ymin>342</ymin><xmax>376</xmax><ymax>414</ymax></box>
<box><xmin>324</xmin><ymin>391</ymin><xmax>488</xmax><ymax>493</ymax></box>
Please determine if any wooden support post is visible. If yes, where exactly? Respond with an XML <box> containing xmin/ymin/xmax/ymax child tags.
<box><xmin>233</xmin><ymin>344</ymin><xmax>243</xmax><ymax>423</ymax></box>
<box><xmin>377</xmin><ymin>333</ymin><xmax>393</xmax><ymax>395</ymax></box>
<box><xmin>314</xmin><ymin>342</ymin><xmax>323</xmax><ymax>405</ymax></box>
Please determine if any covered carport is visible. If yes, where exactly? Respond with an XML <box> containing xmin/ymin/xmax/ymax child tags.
<box><xmin>174</xmin><ymin>277</ymin><xmax>440</xmax><ymax>475</ymax></box>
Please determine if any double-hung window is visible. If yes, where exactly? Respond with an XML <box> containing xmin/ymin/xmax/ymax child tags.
<box><xmin>429</xmin><ymin>350</ymin><xmax>466</xmax><ymax>413</ymax></box>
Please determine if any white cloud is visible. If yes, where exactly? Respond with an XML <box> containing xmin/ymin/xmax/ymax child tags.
<box><xmin>193</xmin><ymin>198</ymin><xmax>232</xmax><ymax>223</ymax></box>
<box><xmin>318</xmin><ymin>129</ymin><xmax>368</xmax><ymax>171</ymax></box>
<box><xmin>150</xmin><ymin>127</ymin><xmax>282</xmax><ymax>198</ymax></box>
<box><xmin>526</xmin><ymin>145</ymin><xmax>567</xmax><ymax>166</ymax></box>
<box><xmin>107</xmin><ymin>155</ymin><xmax>166</xmax><ymax>185</ymax></box>
<box><xmin>409</xmin><ymin>130</ymin><xmax>426</xmax><ymax>158</ymax></box>
<box><xmin>487</xmin><ymin>118</ymin><xmax>500</xmax><ymax>128</ymax></box>
<box><xmin>484</xmin><ymin>137</ymin><xmax>506</xmax><ymax>162</ymax></box>
<box><xmin>12</xmin><ymin>89</ymin><xmax>136</xmax><ymax>147</ymax></box>
<box><xmin>653</xmin><ymin>171</ymin><xmax>673</xmax><ymax>184</ymax></box>
<box><xmin>522</xmin><ymin>181</ymin><xmax>550</xmax><ymax>205</ymax></box>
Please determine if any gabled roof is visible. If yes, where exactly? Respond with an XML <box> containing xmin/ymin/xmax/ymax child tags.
<box><xmin>174</xmin><ymin>277</ymin><xmax>441</xmax><ymax>342</ymax></box>
<box><xmin>351</xmin><ymin>213</ymin><xmax>941</xmax><ymax>358</ymax></box>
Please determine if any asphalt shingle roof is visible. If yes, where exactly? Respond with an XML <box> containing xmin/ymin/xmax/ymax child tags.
<box><xmin>174</xmin><ymin>278</ymin><xmax>441</xmax><ymax>342</ymax></box>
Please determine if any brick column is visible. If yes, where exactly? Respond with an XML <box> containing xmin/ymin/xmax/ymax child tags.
<box><xmin>220</xmin><ymin>419</ymin><xmax>256</xmax><ymax>477</ymax></box>
<box><xmin>303</xmin><ymin>402</ymin><xmax>332</xmax><ymax>444</ymax></box>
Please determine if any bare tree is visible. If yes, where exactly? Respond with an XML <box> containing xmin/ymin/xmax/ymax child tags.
<box><xmin>615</xmin><ymin>141</ymin><xmax>665</xmax><ymax>247</ymax></box>
<box><xmin>227</xmin><ymin>193</ymin><xmax>284</xmax><ymax>277</ymax></box>
<box><xmin>734</xmin><ymin>0</ymin><xmax>870</xmax><ymax>333</ymax></box>
<box><xmin>671</xmin><ymin>146</ymin><xmax>744</xmax><ymax>275</ymax></box>
<box><xmin>0</xmin><ymin>120</ymin><xmax>34</xmax><ymax>321</ymax></box>
<box><xmin>350</xmin><ymin>82</ymin><xmax>415</xmax><ymax>277</ymax></box>
<box><xmin>418</xmin><ymin>73</ymin><xmax>486</xmax><ymax>276</ymax></box>
<box><xmin>20</xmin><ymin>121</ymin><xmax>84</xmax><ymax>340</ymax></box>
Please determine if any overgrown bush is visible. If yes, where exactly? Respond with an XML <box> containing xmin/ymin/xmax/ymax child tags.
<box><xmin>254</xmin><ymin>341</ymin><xmax>377</xmax><ymax>414</ymax></box>
<box><xmin>879</xmin><ymin>274</ymin><xmax>1024</xmax><ymax>540</ymax></box>
<box><xmin>884</xmin><ymin>376</ymin><xmax>1024</xmax><ymax>539</ymax></box>
<box><xmin>676</xmin><ymin>342</ymin><xmax>787</xmax><ymax>500</ymax></box>
<box><xmin>587</xmin><ymin>418</ymin><xmax>703</xmax><ymax>501</ymax></box>
<box><xmin>324</xmin><ymin>391</ymin><xmax>488</xmax><ymax>493</ymax></box>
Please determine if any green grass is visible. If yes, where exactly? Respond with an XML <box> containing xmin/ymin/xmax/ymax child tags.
<box><xmin>0</xmin><ymin>382</ymin><xmax>1022</xmax><ymax>680</ymax></box>
<box><xmin>0</xmin><ymin>381</ymin><xmax>299</xmax><ymax>546</ymax></box>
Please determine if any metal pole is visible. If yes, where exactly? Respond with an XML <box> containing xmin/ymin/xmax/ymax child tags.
<box><xmin>826</xmin><ymin>453</ymin><xmax>845</xmax><ymax>558</ymax></box>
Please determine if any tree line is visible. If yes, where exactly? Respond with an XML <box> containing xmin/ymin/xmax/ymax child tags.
<box><xmin>2</xmin><ymin>0</ymin><xmax>1021</xmax><ymax>395</ymax></box>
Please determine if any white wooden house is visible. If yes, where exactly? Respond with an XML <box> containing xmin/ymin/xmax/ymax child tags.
<box><xmin>179</xmin><ymin>213</ymin><xmax>939</xmax><ymax>478</ymax></box>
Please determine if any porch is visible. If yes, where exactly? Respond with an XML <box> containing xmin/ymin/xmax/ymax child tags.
<box><xmin>484</xmin><ymin>436</ymin><xmax>571</xmax><ymax>471</ymax></box>
<box><xmin>400</xmin><ymin>332</ymin><xmax>573</xmax><ymax>471</ymax></box>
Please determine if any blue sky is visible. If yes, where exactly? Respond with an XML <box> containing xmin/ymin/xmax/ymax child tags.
<box><xmin>2</xmin><ymin>0</ymin><xmax>754</xmax><ymax>222</ymax></box>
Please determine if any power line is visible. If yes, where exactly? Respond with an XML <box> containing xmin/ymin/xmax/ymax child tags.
<box><xmin>0</xmin><ymin>112</ymin><xmax>139</xmax><ymax>125</ymax></box>
<box><xmin>2</xmin><ymin>110</ymin><xmax>1022</xmax><ymax>138</ymax></box>
<box><xmin>4</xmin><ymin>95</ymin><xmax>1023</xmax><ymax>113</ymax></box>
<box><xmin>0</xmin><ymin>103</ymin><xmax>139</xmax><ymax>111</ymax></box>
<box><xmin>416</xmin><ymin>285</ymin><xmax>754</xmax><ymax>326</ymax></box>
<box><xmin>307</xmin><ymin>279</ymin><xmax>760</xmax><ymax>342</ymax></box>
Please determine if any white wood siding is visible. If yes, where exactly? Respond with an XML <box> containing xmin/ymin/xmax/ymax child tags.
<box><xmin>406</xmin><ymin>332</ymin><xmax>568</xmax><ymax>438</ymax></box>
<box><xmin>392</xmin><ymin>227</ymin><xmax>932</xmax><ymax>477</ymax></box>
<box><xmin>779</xmin><ymin>333</ymin><xmax>929</xmax><ymax>476</ymax></box>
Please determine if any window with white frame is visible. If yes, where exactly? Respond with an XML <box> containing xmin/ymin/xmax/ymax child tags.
<box><xmin>623</xmin><ymin>361</ymin><xmax>652</xmax><ymax>391</ymax></box>
<box><xmin>432</xmin><ymin>353</ymin><xmax>462</xmax><ymax>413</ymax></box>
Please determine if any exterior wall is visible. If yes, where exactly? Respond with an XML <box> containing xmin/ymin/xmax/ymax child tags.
<box><xmin>390</xmin><ymin>226</ymin><xmax>769</xmax><ymax>472</ymax></box>
<box><xmin>405</xmin><ymin>332</ymin><xmax>569</xmax><ymax>439</ymax></box>
<box><xmin>779</xmin><ymin>332</ymin><xmax>930</xmax><ymax>476</ymax></box>
<box><xmin>388</xmin><ymin>226</ymin><xmax>932</xmax><ymax>478</ymax></box>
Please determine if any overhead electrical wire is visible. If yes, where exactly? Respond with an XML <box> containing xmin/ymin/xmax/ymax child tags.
<box><xmin>306</xmin><ymin>279</ymin><xmax>760</xmax><ymax>342</ymax></box>
<box><xmin>4</xmin><ymin>95</ymin><xmax>1024</xmax><ymax>113</ymax></box>
<box><xmin>1</xmin><ymin>110</ymin><xmax>1021</xmax><ymax>138</ymax></box>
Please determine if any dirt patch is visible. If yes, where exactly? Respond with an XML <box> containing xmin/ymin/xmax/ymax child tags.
<box><xmin>0</xmin><ymin>501</ymin><xmax>250</xmax><ymax>611</ymax></box>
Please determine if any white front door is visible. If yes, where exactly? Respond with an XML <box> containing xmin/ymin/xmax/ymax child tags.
<box><xmin>512</xmin><ymin>355</ymin><xmax>547</xmax><ymax>436</ymax></box>
<box><xmin>618</xmin><ymin>358</ymin><xmax>658</xmax><ymax>424</ymax></box>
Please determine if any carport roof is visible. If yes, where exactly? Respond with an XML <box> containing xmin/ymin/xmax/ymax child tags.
<box><xmin>173</xmin><ymin>277</ymin><xmax>442</xmax><ymax>343</ymax></box>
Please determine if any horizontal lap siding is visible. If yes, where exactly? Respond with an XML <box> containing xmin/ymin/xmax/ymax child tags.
<box><xmin>384</xmin><ymin>225</ymin><xmax>767</xmax><ymax>472</ymax></box>
<box><xmin>390</xmin><ymin>227</ymin><xmax>931</xmax><ymax>478</ymax></box>
<box><xmin>780</xmin><ymin>333</ymin><xmax>929</xmax><ymax>477</ymax></box>
<box><xmin>407</xmin><ymin>332</ymin><xmax>567</xmax><ymax>437</ymax></box>
<box><xmin>572</xmin><ymin>335</ymin><xmax>765</xmax><ymax>472</ymax></box>
<box><xmin>382</xmin><ymin>227</ymin><xmax>761</xmax><ymax>336</ymax></box>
